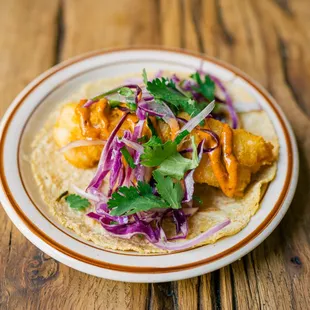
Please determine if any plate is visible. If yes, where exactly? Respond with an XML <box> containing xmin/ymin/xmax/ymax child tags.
<box><xmin>0</xmin><ymin>48</ymin><xmax>298</xmax><ymax>283</ymax></box>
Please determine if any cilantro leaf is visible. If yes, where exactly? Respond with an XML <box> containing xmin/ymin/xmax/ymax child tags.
<box><xmin>183</xmin><ymin>98</ymin><xmax>207</xmax><ymax>117</ymax></box>
<box><xmin>191</xmin><ymin>72</ymin><xmax>215</xmax><ymax>101</ymax></box>
<box><xmin>120</xmin><ymin>147</ymin><xmax>136</xmax><ymax>169</ymax></box>
<box><xmin>143</xmin><ymin>135</ymin><xmax>162</xmax><ymax>147</ymax></box>
<box><xmin>65</xmin><ymin>194</ymin><xmax>90</xmax><ymax>211</ymax></box>
<box><xmin>146</xmin><ymin>77</ymin><xmax>203</xmax><ymax>117</ymax></box>
<box><xmin>174</xmin><ymin>130</ymin><xmax>189</xmax><ymax>144</ymax></box>
<box><xmin>119</xmin><ymin>87</ymin><xmax>134</xmax><ymax>97</ymax></box>
<box><xmin>153</xmin><ymin>171</ymin><xmax>183</xmax><ymax>209</ymax></box>
<box><xmin>146</xmin><ymin>78</ymin><xmax>188</xmax><ymax>110</ymax></box>
<box><xmin>140</xmin><ymin>137</ymin><xmax>177</xmax><ymax>167</ymax></box>
<box><xmin>156</xmin><ymin>137</ymin><xmax>199</xmax><ymax>179</ymax></box>
<box><xmin>109</xmin><ymin>100</ymin><xmax>122</xmax><ymax>108</ymax></box>
<box><xmin>117</xmin><ymin>87</ymin><xmax>137</xmax><ymax>110</ymax></box>
<box><xmin>156</xmin><ymin>153</ymin><xmax>194</xmax><ymax>180</ymax></box>
<box><xmin>140</xmin><ymin>131</ymin><xmax>189</xmax><ymax>168</ymax></box>
<box><xmin>126</xmin><ymin>101</ymin><xmax>137</xmax><ymax>111</ymax></box>
<box><xmin>108</xmin><ymin>181</ymin><xmax>167</xmax><ymax>216</ymax></box>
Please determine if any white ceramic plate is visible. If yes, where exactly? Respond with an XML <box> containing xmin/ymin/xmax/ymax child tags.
<box><xmin>0</xmin><ymin>48</ymin><xmax>298</xmax><ymax>283</ymax></box>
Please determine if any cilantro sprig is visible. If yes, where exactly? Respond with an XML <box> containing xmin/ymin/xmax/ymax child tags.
<box><xmin>118</xmin><ymin>87</ymin><xmax>134</xmax><ymax>97</ymax></box>
<box><xmin>118</xmin><ymin>87</ymin><xmax>137</xmax><ymax>111</ymax></box>
<box><xmin>153</xmin><ymin>171</ymin><xmax>183</xmax><ymax>209</ymax></box>
<box><xmin>108</xmin><ymin>181</ymin><xmax>166</xmax><ymax>216</ymax></box>
<box><xmin>155</xmin><ymin>136</ymin><xmax>199</xmax><ymax>179</ymax></box>
<box><xmin>65</xmin><ymin>194</ymin><xmax>90</xmax><ymax>211</ymax></box>
<box><xmin>108</xmin><ymin>173</ymin><xmax>184</xmax><ymax>216</ymax></box>
<box><xmin>140</xmin><ymin>136</ymin><xmax>177</xmax><ymax>167</ymax></box>
<box><xmin>140</xmin><ymin>129</ymin><xmax>190</xmax><ymax>168</ymax></box>
<box><xmin>191</xmin><ymin>72</ymin><xmax>215</xmax><ymax>101</ymax></box>
<box><xmin>146</xmin><ymin>77</ymin><xmax>203</xmax><ymax>117</ymax></box>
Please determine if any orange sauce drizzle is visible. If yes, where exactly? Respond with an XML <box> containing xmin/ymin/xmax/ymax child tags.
<box><xmin>198</xmin><ymin>123</ymin><xmax>238</xmax><ymax>197</ymax></box>
<box><xmin>75</xmin><ymin>99</ymin><xmax>101</xmax><ymax>138</ymax></box>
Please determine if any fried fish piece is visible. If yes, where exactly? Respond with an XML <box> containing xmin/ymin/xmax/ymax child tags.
<box><xmin>53</xmin><ymin>102</ymin><xmax>104</xmax><ymax>168</ymax></box>
<box><xmin>53</xmin><ymin>100</ymin><xmax>146</xmax><ymax>168</ymax></box>
<box><xmin>157</xmin><ymin>112</ymin><xmax>276</xmax><ymax>197</ymax></box>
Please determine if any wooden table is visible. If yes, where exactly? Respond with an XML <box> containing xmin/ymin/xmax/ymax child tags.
<box><xmin>0</xmin><ymin>0</ymin><xmax>309</xmax><ymax>309</ymax></box>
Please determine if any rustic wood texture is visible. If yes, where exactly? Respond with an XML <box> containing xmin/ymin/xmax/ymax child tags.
<box><xmin>0</xmin><ymin>0</ymin><xmax>309</xmax><ymax>309</ymax></box>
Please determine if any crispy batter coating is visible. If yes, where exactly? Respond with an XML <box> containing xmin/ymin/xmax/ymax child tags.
<box><xmin>193</xmin><ymin>118</ymin><xmax>275</xmax><ymax>196</ymax></box>
<box><xmin>53</xmin><ymin>102</ymin><xmax>104</xmax><ymax>168</ymax></box>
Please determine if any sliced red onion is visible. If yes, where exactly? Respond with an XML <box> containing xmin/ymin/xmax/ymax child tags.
<box><xmin>59</xmin><ymin>139</ymin><xmax>105</xmax><ymax>153</ymax></box>
<box><xmin>180</xmin><ymin>131</ymin><xmax>219</xmax><ymax>154</ymax></box>
<box><xmin>95</xmin><ymin>203</ymin><xmax>129</xmax><ymax>224</ymax></box>
<box><xmin>139</xmin><ymin>102</ymin><xmax>165</xmax><ymax>117</ymax></box>
<box><xmin>87</xmin><ymin>187</ymin><xmax>108</xmax><ymax>202</ymax></box>
<box><xmin>137</xmin><ymin>211</ymin><xmax>160</xmax><ymax>223</ymax></box>
<box><xmin>177</xmin><ymin>101</ymin><xmax>215</xmax><ymax>134</ymax></box>
<box><xmin>183</xmin><ymin>170</ymin><xmax>195</xmax><ymax>203</ymax></box>
<box><xmin>87</xmin><ymin>112</ymin><xmax>128</xmax><ymax>190</ymax></box>
<box><xmin>161</xmin><ymin>101</ymin><xmax>177</xmax><ymax>124</ymax></box>
<box><xmin>139</xmin><ymin>100</ymin><xmax>176</xmax><ymax>127</ymax></box>
<box><xmin>198</xmin><ymin>129</ymin><xmax>220</xmax><ymax>152</ymax></box>
<box><xmin>122</xmin><ymin>138</ymin><xmax>144</xmax><ymax>154</ymax></box>
<box><xmin>71</xmin><ymin>184</ymin><xmax>101</xmax><ymax>202</ymax></box>
<box><xmin>132</xmin><ymin>119</ymin><xmax>145</xmax><ymax>140</ymax></box>
<box><xmin>154</xmin><ymin>219</ymin><xmax>231</xmax><ymax>250</ymax></box>
<box><xmin>210</xmin><ymin>75</ymin><xmax>238</xmax><ymax>129</ymax></box>
<box><xmin>168</xmin><ymin>210</ymin><xmax>188</xmax><ymax>240</ymax></box>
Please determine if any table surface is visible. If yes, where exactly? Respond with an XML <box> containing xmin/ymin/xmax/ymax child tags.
<box><xmin>0</xmin><ymin>0</ymin><xmax>309</xmax><ymax>309</ymax></box>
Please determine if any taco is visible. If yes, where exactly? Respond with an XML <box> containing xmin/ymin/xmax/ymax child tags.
<box><xmin>31</xmin><ymin>70</ymin><xmax>278</xmax><ymax>253</ymax></box>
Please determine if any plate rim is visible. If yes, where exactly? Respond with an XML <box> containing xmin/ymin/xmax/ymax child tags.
<box><xmin>0</xmin><ymin>47</ymin><xmax>299</xmax><ymax>282</ymax></box>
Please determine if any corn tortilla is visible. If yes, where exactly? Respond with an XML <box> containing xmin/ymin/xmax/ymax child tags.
<box><xmin>30</xmin><ymin>77</ymin><xmax>279</xmax><ymax>254</ymax></box>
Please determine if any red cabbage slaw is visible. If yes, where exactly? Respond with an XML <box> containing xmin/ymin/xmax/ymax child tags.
<box><xmin>66</xmin><ymin>69</ymin><xmax>236</xmax><ymax>251</ymax></box>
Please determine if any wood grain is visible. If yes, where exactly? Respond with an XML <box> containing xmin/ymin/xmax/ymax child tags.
<box><xmin>0</xmin><ymin>0</ymin><xmax>310</xmax><ymax>309</ymax></box>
